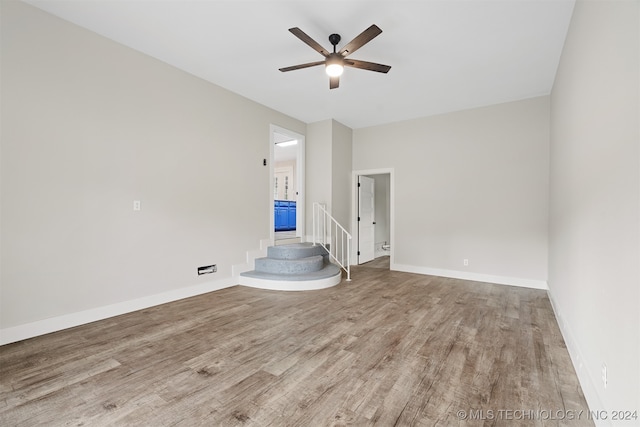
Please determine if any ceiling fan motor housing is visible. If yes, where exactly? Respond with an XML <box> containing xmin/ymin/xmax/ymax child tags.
<box><xmin>329</xmin><ymin>33</ymin><xmax>341</xmax><ymax>49</ymax></box>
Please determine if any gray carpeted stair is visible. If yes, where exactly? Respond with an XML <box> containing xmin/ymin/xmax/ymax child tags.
<box><xmin>254</xmin><ymin>255</ymin><xmax>324</xmax><ymax>275</ymax></box>
<box><xmin>267</xmin><ymin>244</ymin><xmax>331</xmax><ymax>261</ymax></box>
<box><xmin>240</xmin><ymin>242</ymin><xmax>342</xmax><ymax>283</ymax></box>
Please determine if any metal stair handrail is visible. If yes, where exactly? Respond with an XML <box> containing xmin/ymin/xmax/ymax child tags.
<box><xmin>312</xmin><ymin>202</ymin><xmax>352</xmax><ymax>281</ymax></box>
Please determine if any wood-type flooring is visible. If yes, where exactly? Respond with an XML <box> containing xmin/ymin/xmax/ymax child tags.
<box><xmin>0</xmin><ymin>261</ymin><xmax>592</xmax><ymax>426</ymax></box>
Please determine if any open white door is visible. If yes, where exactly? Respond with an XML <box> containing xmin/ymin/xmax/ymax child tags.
<box><xmin>358</xmin><ymin>176</ymin><xmax>375</xmax><ymax>264</ymax></box>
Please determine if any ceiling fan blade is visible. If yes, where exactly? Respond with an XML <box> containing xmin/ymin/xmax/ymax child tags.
<box><xmin>329</xmin><ymin>76</ymin><xmax>340</xmax><ymax>89</ymax></box>
<box><xmin>338</xmin><ymin>24</ymin><xmax>383</xmax><ymax>57</ymax></box>
<box><xmin>279</xmin><ymin>61</ymin><xmax>325</xmax><ymax>72</ymax></box>
<box><xmin>288</xmin><ymin>27</ymin><xmax>329</xmax><ymax>57</ymax></box>
<box><xmin>345</xmin><ymin>59</ymin><xmax>391</xmax><ymax>73</ymax></box>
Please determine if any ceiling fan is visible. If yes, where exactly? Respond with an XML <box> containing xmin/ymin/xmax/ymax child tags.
<box><xmin>279</xmin><ymin>24</ymin><xmax>391</xmax><ymax>89</ymax></box>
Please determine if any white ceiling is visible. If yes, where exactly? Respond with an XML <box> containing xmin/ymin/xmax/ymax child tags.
<box><xmin>25</xmin><ymin>0</ymin><xmax>575</xmax><ymax>129</ymax></box>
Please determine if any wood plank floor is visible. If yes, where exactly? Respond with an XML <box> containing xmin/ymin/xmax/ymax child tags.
<box><xmin>0</xmin><ymin>264</ymin><xmax>593</xmax><ymax>426</ymax></box>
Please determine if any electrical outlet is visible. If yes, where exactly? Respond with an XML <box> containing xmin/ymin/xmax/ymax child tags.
<box><xmin>601</xmin><ymin>363</ymin><xmax>607</xmax><ymax>389</ymax></box>
<box><xmin>133</xmin><ymin>200</ymin><xmax>141</xmax><ymax>211</ymax></box>
<box><xmin>463</xmin><ymin>259</ymin><xmax>469</xmax><ymax>266</ymax></box>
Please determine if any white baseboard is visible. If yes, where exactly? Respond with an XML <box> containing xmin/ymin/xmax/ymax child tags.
<box><xmin>391</xmin><ymin>263</ymin><xmax>548</xmax><ymax>290</ymax></box>
<box><xmin>547</xmin><ymin>290</ymin><xmax>607</xmax><ymax>426</ymax></box>
<box><xmin>0</xmin><ymin>277</ymin><xmax>236</xmax><ymax>346</ymax></box>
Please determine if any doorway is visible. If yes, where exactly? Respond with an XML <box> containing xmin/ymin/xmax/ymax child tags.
<box><xmin>270</xmin><ymin>125</ymin><xmax>305</xmax><ymax>244</ymax></box>
<box><xmin>352</xmin><ymin>169</ymin><xmax>394</xmax><ymax>268</ymax></box>
<box><xmin>358</xmin><ymin>175</ymin><xmax>376</xmax><ymax>264</ymax></box>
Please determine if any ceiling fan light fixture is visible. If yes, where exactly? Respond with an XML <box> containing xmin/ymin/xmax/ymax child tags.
<box><xmin>325</xmin><ymin>63</ymin><xmax>344</xmax><ymax>77</ymax></box>
<box><xmin>325</xmin><ymin>54</ymin><xmax>344</xmax><ymax>77</ymax></box>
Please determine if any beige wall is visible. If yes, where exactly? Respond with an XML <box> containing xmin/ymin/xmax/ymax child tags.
<box><xmin>353</xmin><ymin>96</ymin><xmax>550</xmax><ymax>286</ymax></box>
<box><xmin>549</xmin><ymin>0</ymin><xmax>639</xmax><ymax>416</ymax></box>
<box><xmin>305</xmin><ymin>119</ymin><xmax>353</xmax><ymax>235</ymax></box>
<box><xmin>0</xmin><ymin>1</ymin><xmax>305</xmax><ymax>335</ymax></box>
<box><xmin>331</xmin><ymin>120</ymin><xmax>353</xmax><ymax>229</ymax></box>
<box><xmin>305</xmin><ymin>120</ymin><xmax>332</xmax><ymax>235</ymax></box>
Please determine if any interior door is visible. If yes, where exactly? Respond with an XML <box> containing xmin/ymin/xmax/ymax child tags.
<box><xmin>358</xmin><ymin>176</ymin><xmax>375</xmax><ymax>264</ymax></box>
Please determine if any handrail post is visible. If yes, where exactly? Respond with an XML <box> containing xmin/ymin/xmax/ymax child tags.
<box><xmin>312</xmin><ymin>203</ymin><xmax>316</xmax><ymax>246</ymax></box>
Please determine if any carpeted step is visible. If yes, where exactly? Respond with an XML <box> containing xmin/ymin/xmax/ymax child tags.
<box><xmin>240</xmin><ymin>262</ymin><xmax>342</xmax><ymax>282</ymax></box>
<box><xmin>254</xmin><ymin>254</ymin><xmax>324</xmax><ymax>275</ymax></box>
<box><xmin>267</xmin><ymin>242</ymin><xmax>330</xmax><ymax>261</ymax></box>
<box><xmin>238</xmin><ymin>242</ymin><xmax>343</xmax><ymax>291</ymax></box>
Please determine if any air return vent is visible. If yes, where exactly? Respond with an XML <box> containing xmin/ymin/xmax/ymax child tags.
<box><xmin>197</xmin><ymin>264</ymin><xmax>217</xmax><ymax>275</ymax></box>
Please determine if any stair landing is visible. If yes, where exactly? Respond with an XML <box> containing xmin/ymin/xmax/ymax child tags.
<box><xmin>239</xmin><ymin>243</ymin><xmax>342</xmax><ymax>291</ymax></box>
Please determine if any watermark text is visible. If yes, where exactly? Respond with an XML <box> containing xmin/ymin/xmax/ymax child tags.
<box><xmin>456</xmin><ymin>409</ymin><xmax>638</xmax><ymax>422</ymax></box>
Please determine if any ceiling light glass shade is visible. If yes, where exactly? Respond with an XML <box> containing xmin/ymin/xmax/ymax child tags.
<box><xmin>325</xmin><ymin>63</ymin><xmax>344</xmax><ymax>77</ymax></box>
<box><xmin>325</xmin><ymin>54</ymin><xmax>344</xmax><ymax>77</ymax></box>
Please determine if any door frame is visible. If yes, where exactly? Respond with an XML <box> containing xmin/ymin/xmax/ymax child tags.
<box><xmin>270</xmin><ymin>124</ymin><xmax>305</xmax><ymax>242</ymax></box>
<box><xmin>351</xmin><ymin>168</ymin><xmax>395</xmax><ymax>267</ymax></box>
